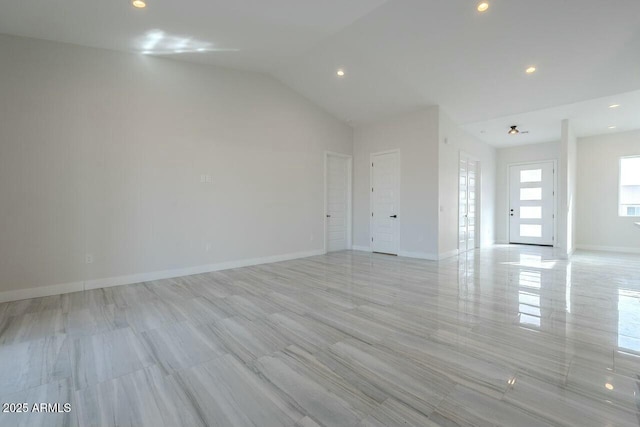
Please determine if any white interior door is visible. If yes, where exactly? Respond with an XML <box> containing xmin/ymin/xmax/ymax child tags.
<box><xmin>459</xmin><ymin>156</ymin><xmax>477</xmax><ymax>252</ymax></box>
<box><xmin>326</xmin><ymin>154</ymin><xmax>350</xmax><ymax>252</ymax></box>
<box><xmin>509</xmin><ymin>162</ymin><xmax>555</xmax><ymax>245</ymax></box>
<box><xmin>371</xmin><ymin>151</ymin><xmax>400</xmax><ymax>255</ymax></box>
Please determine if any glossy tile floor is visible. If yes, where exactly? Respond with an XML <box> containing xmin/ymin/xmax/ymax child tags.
<box><xmin>0</xmin><ymin>246</ymin><xmax>639</xmax><ymax>426</ymax></box>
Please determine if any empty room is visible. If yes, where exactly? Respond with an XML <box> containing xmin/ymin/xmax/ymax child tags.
<box><xmin>1</xmin><ymin>0</ymin><xmax>640</xmax><ymax>426</ymax></box>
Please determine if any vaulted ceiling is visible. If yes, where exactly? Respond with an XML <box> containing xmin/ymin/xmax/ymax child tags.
<box><xmin>2</xmin><ymin>0</ymin><xmax>639</xmax><ymax>146</ymax></box>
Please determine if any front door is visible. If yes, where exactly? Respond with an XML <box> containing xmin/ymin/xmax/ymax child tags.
<box><xmin>509</xmin><ymin>162</ymin><xmax>555</xmax><ymax>245</ymax></box>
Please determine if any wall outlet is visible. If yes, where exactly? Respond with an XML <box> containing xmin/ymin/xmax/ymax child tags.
<box><xmin>85</xmin><ymin>254</ymin><xmax>94</xmax><ymax>264</ymax></box>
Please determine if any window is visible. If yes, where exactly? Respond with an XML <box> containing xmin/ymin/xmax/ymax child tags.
<box><xmin>619</xmin><ymin>156</ymin><xmax>640</xmax><ymax>217</ymax></box>
<box><xmin>520</xmin><ymin>169</ymin><xmax>542</xmax><ymax>183</ymax></box>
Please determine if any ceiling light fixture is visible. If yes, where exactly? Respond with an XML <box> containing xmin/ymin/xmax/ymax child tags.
<box><xmin>609</xmin><ymin>104</ymin><xmax>620</xmax><ymax>109</ymax></box>
<box><xmin>526</xmin><ymin>66</ymin><xmax>536</xmax><ymax>74</ymax></box>
<box><xmin>477</xmin><ymin>2</ymin><xmax>489</xmax><ymax>12</ymax></box>
<box><xmin>336</xmin><ymin>69</ymin><xmax>345</xmax><ymax>77</ymax></box>
<box><xmin>608</xmin><ymin>125</ymin><xmax>617</xmax><ymax>129</ymax></box>
<box><xmin>508</xmin><ymin>125</ymin><xmax>520</xmax><ymax>135</ymax></box>
<box><xmin>605</xmin><ymin>383</ymin><xmax>614</xmax><ymax>390</ymax></box>
<box><xmin>132</xmin><ymin>0</ymin><xmax>146</xmax><ymax>8</ymax></box>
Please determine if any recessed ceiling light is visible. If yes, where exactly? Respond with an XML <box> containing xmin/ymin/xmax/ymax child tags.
<box><xmin>132</xmin><ymin>0</ymin><xmax>146</xmax><ymax>8</ymax></box>
<box><xmin>526</xmin><ymin>66</ymin><xmax>536</xmax><ymax>74</ymax></box>
<box><xmin>605</xmin><ymin>383</ymin><xmax>614</xmax><ymax>390</ymax></box>
<box><xmin>609</xmin><ymin>104</ymin><xmax>620</xmax><ymax>109</ymax></box>
<box><xmin>477</xmin><ymin>2</ymin><xmax>489</xmax><ymax>12</ymax></box>
<box><xmin>608</xmin><ymin>125</ymin><xmax>617</xmax><ymax>129</ymax></box>
<box><xmin>336</xmin><ymin>69</ymin><xmax>345</xmax><ymax>77</ymax></box>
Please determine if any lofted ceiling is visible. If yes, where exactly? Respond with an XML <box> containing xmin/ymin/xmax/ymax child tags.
<box><xmin>1</xmin><ymin>0</ymin><xmax>640</xmax><ymax>146</ymax></box>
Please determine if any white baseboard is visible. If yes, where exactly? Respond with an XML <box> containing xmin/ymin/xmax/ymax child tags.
<box><xmin>0</xmin><ymin>281</ymin><xmax>85</xmax><ymax>304</ymax></box>
<box><xmin>398</xmin><ymin>251</ymin><xmax>436</xmax><ymax>260</ymax></box>
<box><xmin>0</xmin><ymin>249</ymin><xmax>326</xmax><ymax>303</ymax></box>
<box><xmin>438</xmin><ymin>249</ymin><xmax>459</xmax><ymax>260</ymax></box>
<box><xmin>351</xmin><ymin>245</ymin><xmax>372</xmax><ymax>252</ymax></box>
<box><xmin>575</xmin><ymin>244</ymin><xmax>640</xmax><ymax>254</ymax></box>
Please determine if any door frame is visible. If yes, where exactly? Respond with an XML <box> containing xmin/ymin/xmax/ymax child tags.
<box><xmin>324</xmin><ymin>151</ymin><xmax>353</xmax><ymax>253</ymax></box>
<box><xmin>458</xmin><ymin>151</ymin><xmax>481</xmax><ymax>252</ymax></box>
<box><xmin>506</xmin><ymin>159</ymin><xmax>558</xmax><ymax>247</ymax></box>
<box><xmin>369</xmin><ymin>149</ymin><xmax>401</xmax><ymax>254</ymax></box>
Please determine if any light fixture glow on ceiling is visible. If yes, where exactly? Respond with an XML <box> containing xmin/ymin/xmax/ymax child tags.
<box><xmin>477</xmin><ymin>2</ymin><xmax>489</xmax><ymax>12</ymax></box>
<box><xmin>136</xmin><ymin>30</ymin><xmax>238</xmax><ymax>55</ymax></box>
<box><xmin>605</xmin><ymin>383</ymin><xmax>614</xmax><ymax>390</ymax></box>
<box><xmin>132</xmin><ymin>0</ymin><xmax>146</xmax><ymax>8</ymax></box>
<box><xmin>508</xmin><ymin>125</ymin><xmax>520</xmax><ymax>135</ymax></box>
<box><xmin>608</xmin><ymin>125</ymin><xmax>617</xmax><ymax>129</ymax></box>
<box><xmin>336</xmin><ymin>69</ymin><xmax>345</xmax><ymax>77</ymax></box>
<box><xmin>609</xmin><ymin>104</ymin><xmax>620</xmax><ymax>109</ymax></box>
<box><xmin>526</xmin><ymin>66</ymin><xmax>536</xmax><ymax>74</ymax></box>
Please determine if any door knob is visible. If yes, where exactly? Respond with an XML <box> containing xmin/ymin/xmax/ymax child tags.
<box><xmin>390</xmin><ymin>215</ymin><xmax>397</xmax><ymax>218</ymax></box>
<box><xmin>326</xmin><ymin>215</ymin><xmax>331</xmax><ymax>218</ymax></box>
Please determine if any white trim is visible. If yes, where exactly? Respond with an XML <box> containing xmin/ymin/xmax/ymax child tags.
<box><xmin>398</xmin><ymin>251</ymin><xmax>436</xmax><ymax>260</ymax></box>
<box><xmin>396</xmin><ymin>249</ymin><xmax>459</xmax><ymax>261</ymax></box>
<box><xmin>351</xmin><ymin>245</ymin><xmax>372</xmax><ymax>252</ymax></box>
<box><xmin>324</xmin><ymin>151</ymin><xmax>353</xmax><ymax>253</ymax></box>
<box><xmin>0</xmin><ymin>249</ymin><xmax>325</xmax><ymax>303</ymax></box>
<box><xmin>0</xmin><ymin>281</ymin><xmax>84</xmax><ymax>304</ymax></box>
<box><xmin>575</xmin><ymin>244</ymin><xmax>640</xmax><ymax>254</ymax></box>
<box><xmin>438</xmin><ymin>249</ymin><xmax>460</xmax><ymax>260</ymax></box>
<box><xmin>370</xmin><ymin>149</ymin><xmax>401</xmax><ymax>255</ymax></box>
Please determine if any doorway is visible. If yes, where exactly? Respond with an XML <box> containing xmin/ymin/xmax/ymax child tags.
<box><xmin>325</xmin><ymin>152</ymin><xmax>352</xmax><ymax>252</ymax></box>
<box><xmin>459</xmin><ymin>155</ymin><xmax>478</xmax><ymax>253</ymax></box>
<box><xmin>370</xmin><ymin>150</ymin><xmax>400</xmax><ymax>255</ymax></box>
<box><xmin>509</xmin><ymin>161</ymin><xmax>555</xmax><ymax>245</ymax></box>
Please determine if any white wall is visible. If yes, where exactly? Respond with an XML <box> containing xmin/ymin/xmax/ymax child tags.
<box><xmin>576</xmin><ymin>130</ymin><xmax>640</xmax><ymax>252</ymax></box>
<box><xmin>0</xmin><ymin>34</ymin><xmax>353</xmax><ymax>299</ymax></box>
<box><xmin>353</xmin><ymin>107</ymin><xmax>495</xmax><ymax>260</ymax></box>
<box><xmin>353</xmin><ymin>108</ymin><xmax>439</xmax><ymax>258</ymax></box>
<box><xmin>495</xmin><ymin>141</ymin><xmax>560</xmax><ymax>243</ymax></box>
<box><xmin>438</xmin><ymin>110</ymin><xmax>496</xmax><ymax>256</ymax></box>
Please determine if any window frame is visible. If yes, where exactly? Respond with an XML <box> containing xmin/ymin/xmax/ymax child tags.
<box><xmin>618</xmin><ymin>155</ymin><xmax>640</xmax><ymax>218</ymax></box>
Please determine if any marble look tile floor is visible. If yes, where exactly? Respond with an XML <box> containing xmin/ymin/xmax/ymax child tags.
<box><xmin>0</xmin><ymin>245</ymin><xmax>639</xmax><ymax>426</ymax></box>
